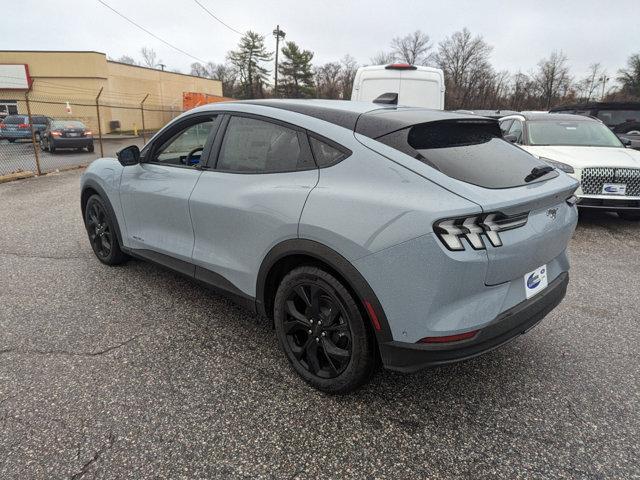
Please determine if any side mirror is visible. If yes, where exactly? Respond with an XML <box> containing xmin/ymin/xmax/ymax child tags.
<box><xmin>117</xmin><ymin>145</ymin><xmax>140</xmax><ymax>166</ymax></box>
<box><xmin>619</xmin><ymin>136</ymin><xmax>632</xmax><ymax>147</ymax></box>
<box><xmin>503</xmin><ymin>134</ymin><xmax>518</xmax><ymax>143</ymax></box>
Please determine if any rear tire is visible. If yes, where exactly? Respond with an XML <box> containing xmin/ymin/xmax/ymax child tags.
<box><xmin>49</xmin><ymin>142</ymin><xmax>56</xmax><ymax>153</ymax></box>
<box><xmin>618</xmin><ymin>211</ymin><xmax>640</xmax><ymax>221</ymax></box>
<box><xmin>274</xmin><ymin>266</ymin><xmax>376</xmax><ymax>394</ymax></box>
<box><xmin>87</xmin><ymin>143</ymin><xmax>94</xmax><ymax>153</ymax></box>
<box><xmin>84</xmin><ymin>194</ymin><xmax>128</xmax><ymax>265</ymax></box>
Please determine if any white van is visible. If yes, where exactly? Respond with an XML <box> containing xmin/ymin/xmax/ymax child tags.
<box><xmin>351</xmin><ymin>64</ymin><xmax>445</xmax><ymax>110</ymax></box>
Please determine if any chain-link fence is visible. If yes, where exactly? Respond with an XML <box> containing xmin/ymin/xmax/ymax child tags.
<box><xmin>0</xmin><ymin>92</ymin><xmax>185</xmax><ymax>177</ymax></box>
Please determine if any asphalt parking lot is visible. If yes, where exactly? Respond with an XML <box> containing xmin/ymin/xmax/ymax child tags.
<box><xmin>1</xmin><ymin>169</ymin><xmax>639</xmax><ymax>479</ymax></box>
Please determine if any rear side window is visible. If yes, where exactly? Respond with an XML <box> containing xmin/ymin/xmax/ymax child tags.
<box><xmin>32</xmin><ymin>116</ymin><xmax>48</xmax><ymax>125</ymax></box>
<box><xmin>217</xmin><ymin>116</ymin><xmax>314</xmax><ymax>173</ymax></box>
<box><xmin>309</xmin><ymin>137</ymin><xmax>349</xmax><ymax>167</ymax></box>
<box><xmin>376</xmin><ymin>119</ymin><xmax>557</xmax><ymax>189</ymax></box>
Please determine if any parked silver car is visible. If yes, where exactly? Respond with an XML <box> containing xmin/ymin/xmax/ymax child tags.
<box><xmin>81</xmin><ymin>100</ymin><xmax>579</xmax><ymax>393</ymax></box>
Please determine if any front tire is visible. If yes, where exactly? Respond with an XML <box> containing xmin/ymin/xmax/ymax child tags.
<box><xmin>618</xmin><ymin>211</ymin><xmax>640</xmax><ymax>221</ymax></box>
<box><xmin>84</xmin><ymin>194</ymin><xmax>128</xmax><ymax>265</ymax></box>
<box><xmin>274</xmin><ymin>266</ymin><xmax>376</xmax><ymax>394</ymax></box>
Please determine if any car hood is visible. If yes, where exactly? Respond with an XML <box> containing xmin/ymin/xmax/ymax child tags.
<box><xmin>522</xmin><ymin>145</ymin><xmax>640</xmax><ymax>169</ymax></box>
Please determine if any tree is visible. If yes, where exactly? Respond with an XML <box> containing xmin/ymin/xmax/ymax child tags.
<box><xmin>117</xmin><ymin>55</ymin><xmax>137</xmax><ymax>65</ymax></box>
<box><xmin>227</xmin><ymin>31</ymin><xmax>272</xmax><ymax>99</ymax></box>
<box><xmin>533</xmin><ymin>51</ymin><xmax>572</xmax><ymax>109</ymax></box>
<box><xmin>315</xmin><ymin>62</ymin><xmax>343</xmax><ymax>99</ymax></box>
<box><xmin>190</xmin><ymin>62</ymin><xmax>209</xmax><ymax>77</ymax></box>
<box><xmin>370</xmin><ymin>51</ymin><xmax>396</xmax><ymax>65</ymax></box>
<box><xmin>575</xmin><ymin>63</ymin><xmax>605</xmax><ymax>102</ymax></box>
<box><xmin>340</xmin><ymin>55</ymin><xmax>359</xmax><ymax>99</ymax></box>
<box><xmin>277</xmin><ymin>41</ymin><xmax>315</xmax><ymax>98</ymax></box>
<box><xmin>207</xmin><ymin>62</ymin><xmax>237</xmax><ymax>97</ymax></box>
<box><xmin>434</xmin><ymin>28</ymin><xmax>494</xmax><ymax>109</ymax></box>
<box><xmin>508</xmin><ymin>71</ymin><xmax>537</xmax><ymax>111</ymax></box>
<box><xmin>617</xmin><ymin>53</ymin><xmax>640</xmax><ymax>99</ymax></box>
<box><xmin>140</xmin><ymin>47</ymin><xmax>160</xmax><ymax>68</ymax></box>
<box><xmin>390</xmin><ymin>30</ymin><xmax>433</xmax><ymax>65</ymax></box>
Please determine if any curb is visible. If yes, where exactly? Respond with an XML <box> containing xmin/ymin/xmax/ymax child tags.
<box><xmin>0</xmin><ymin>171</ymin><xmax>35</xmax><ymax>184</ymax></box>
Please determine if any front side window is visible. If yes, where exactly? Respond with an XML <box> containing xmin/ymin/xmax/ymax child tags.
<box><xmin>217</xmin><ymin>116</ymin><xmax>313</xmax><ymax>172</ymax></box>
<box><xmin>597</xmin><ymin>110</ymin><xmax>640</xmax><ymax>127</ymax></box>
<box><xmin>527</xmin><ymin>120</ymin><xmax>623</xmax><ymax>147</ymax></box>
<box><xmin>499</xmin><ymin>119</ymin><xmax>513</xmax><ymax>134</ymax></box>
<box><xmin>152</xmin><ymin>118</ymin><xmax>216</xmax><ymax>167</ymax></box>
<box><xmin>507</xmin><ymin>120</ymin><xmax>523</xmax><ymax>142</ymax></box>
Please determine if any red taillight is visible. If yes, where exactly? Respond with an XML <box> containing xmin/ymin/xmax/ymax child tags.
<box><xmin>385</xmin><ymin>63</ymin><xmax>417</xmax><ymax>70</ymax></box>
<box><xmin>51</xmin><ymin>131</ymin><xmax>62</xmax><ymax>137</ymax></box>
<box><xmin>0</xmin><ymin>123</ymin><xmax>5</xmax><ymax>128</ymax></box>
<box><xmin>363</xmin><ymin>300</ymin><xmax>381</xmax><ymax>331</ymax></box>
<box><xmin>84</xmin><ymin>130</ymin><xmax>92</xmax><ymax>136</ymax></box>
<box><xmin>18</xmin><ymin>123</ymin><xmax>30</xmax><ymax>129</ymax></box>
<box><xmin>417</xmin><ymin>330</ymin><xmax>480</xmax><ymax>344</ymax></box>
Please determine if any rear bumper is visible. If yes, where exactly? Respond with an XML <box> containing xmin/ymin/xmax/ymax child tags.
<box><xmin>51</xmin><ymin>137</ymin><xmax>93</xmax><ymax>148</ymax></box>
<box><xmin>578</xmin><ymin>196</ymin><xmax>640</xmax><ymax>211</ymax></box>
<box><xmin>380</xmin><ymin>272</ymin><xmax>568</xmax><ymax>373</ymax></box>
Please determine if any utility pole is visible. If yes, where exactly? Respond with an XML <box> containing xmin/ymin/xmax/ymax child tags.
<box><xmin>273</xmin><ymin>25</ymin><xmax>286</xmax><ymax>97</ymax></box>
<box><xmin>158</xmin><ymin>63</ymin><xmax>166</xmax><ymax>71</ymax></box>
<box><xmin>599</xmin><ymin>75</ymin><xmax>609</xmax><ymax>101</ymax></box>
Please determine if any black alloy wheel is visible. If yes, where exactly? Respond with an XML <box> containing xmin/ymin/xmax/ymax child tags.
<box><xmin>274</xmin><ymin>266</ymin><xmax>376</xmax><ymax>393</ymax></box>
<box><xmin>86</xmin><ymin>200</ymin><xmax>112</xmax><ymax>259</ymax></box>
<box><xmin>84</xmin><ymin>195</ymin><xmax>128</xmax><ymax>265</ymax></box>
<box><xmin>284</xmin><ymin>282</ymin><xmax>353</xmax><ymax>378</ymax></box>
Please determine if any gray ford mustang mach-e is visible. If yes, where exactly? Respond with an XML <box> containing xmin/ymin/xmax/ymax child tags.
<box><xmin>81</xmin><ymin>100</ymin><xmax>579</xmax><ymax>393</ymax></box>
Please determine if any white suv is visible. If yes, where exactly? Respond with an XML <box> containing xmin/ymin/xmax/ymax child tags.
<box><xmin>500</xmin><ymin>112</ymin><xmax>640</xmax><ymax>220</ymax></box>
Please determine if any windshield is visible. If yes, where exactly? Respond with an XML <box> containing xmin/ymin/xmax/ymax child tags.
<box><xmin>527</xmin><ymin>120</ymin><xmax>623</xmax><ymax>147</ymax></box>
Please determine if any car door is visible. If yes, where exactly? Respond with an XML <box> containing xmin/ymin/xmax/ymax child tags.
<box><xmin>119</xmin><ymin>113</ymin><xmax>220</xmax><ymax>265</ymax></box>
<box><xmin>189</xmin><ymin>113</ymin><xmax>319</xmax><ymax>297</ymax></box>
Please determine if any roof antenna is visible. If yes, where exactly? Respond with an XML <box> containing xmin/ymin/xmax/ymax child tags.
<box><xmin>373</xmin><ymin>92</ymin><xmax>398</xmax><ymax>105</ymax></box>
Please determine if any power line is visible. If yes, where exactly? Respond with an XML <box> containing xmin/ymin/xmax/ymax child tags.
<box><xmin>96</xmin><ymin>0</ymin><xmax>207</xmax><ymax>64</ymax></box>
<box><xmin>193</xmin><ymin>0</ymin><xmax>244</xmax><ymax>35</ymax></box>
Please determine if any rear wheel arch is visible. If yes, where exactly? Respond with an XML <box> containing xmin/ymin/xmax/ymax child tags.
<box><xmin>256</xmin><ymin>239</ymin><xmax>393</xmax><ymax>345</ymax></box>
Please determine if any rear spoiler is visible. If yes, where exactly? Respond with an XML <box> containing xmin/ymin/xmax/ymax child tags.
<box><xmin>373</xmin><ymin>92</ymin><xmax>398</xmax><ymax>105</ymax></box>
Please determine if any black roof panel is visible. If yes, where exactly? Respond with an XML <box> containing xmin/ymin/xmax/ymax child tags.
<box><xmin>241</xmin><ymin>99</ymin><xmax>488</xmax><ymax>138</ymax></box>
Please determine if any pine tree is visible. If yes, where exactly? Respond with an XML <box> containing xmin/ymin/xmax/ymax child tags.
<box><xmin>277</xmin><ymin>41</ymin><xmax>315</xmax><ymax>98</ymax></box>
<box><xmin>227</xmin><ymin>31</ymin><xmax>272</xmax><ymax>99</ymax></box>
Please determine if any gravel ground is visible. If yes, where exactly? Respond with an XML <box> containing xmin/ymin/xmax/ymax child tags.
<box><xmin>0</xmin><ymin>169</ymin><xmax>639</xmax><ymax>479</ymax></box>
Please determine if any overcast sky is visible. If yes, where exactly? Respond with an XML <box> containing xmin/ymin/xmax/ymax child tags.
<box><xmin>6</xmin><ymin>0</ymin><xmax>640</xmax><ymax>83</ymax></box>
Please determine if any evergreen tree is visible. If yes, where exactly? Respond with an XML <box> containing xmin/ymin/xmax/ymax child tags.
<box><xmin>277</xmin><ymin>41</ymin><xmax>315</xmax><ymax>98</ymax></box>
<box><xmin>227</xmin><ymin>31</ymin><xmax>272</xmax><ymax>99</ymax></box>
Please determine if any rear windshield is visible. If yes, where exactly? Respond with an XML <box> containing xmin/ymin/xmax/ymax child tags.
<box><xmin>376</xmin><ymin>119</ymin><xmax>557</xmax><ymax>189</ymax></box>
<box><xmin>3</xmin><ymin>116</ymin><xmax>27</xmax><ymax>124</ymax></box>
<box><xmin>52</xmin><ymin>120</ymin><xmax>86</xmax><ymax>129</ymax></box>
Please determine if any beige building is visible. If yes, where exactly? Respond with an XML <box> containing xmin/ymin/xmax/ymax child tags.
<box><xmin>0</xmin><ymin>50</ymin><xmax>223</xmax><ymax>133</ymax></box>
